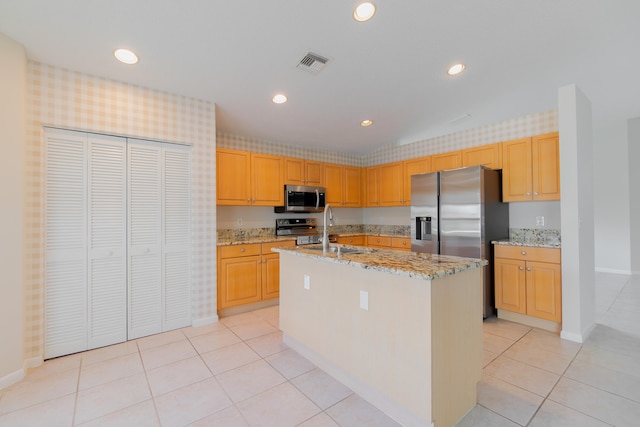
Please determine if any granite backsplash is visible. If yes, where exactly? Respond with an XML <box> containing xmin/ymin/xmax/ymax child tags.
<box><xmin>509</xmin><ymin>228</ymin><xmax>561</xmax><ymax>246</ymax></box>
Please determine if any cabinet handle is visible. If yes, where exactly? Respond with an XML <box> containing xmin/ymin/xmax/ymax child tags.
<box><xmin>519</xmin><ymin>267</ymin><xmax>524</xmax><ymax>270</ymax></box>
<box><xmin>521</xmin><ymin>251</ymin><xmax>526</xmax><ymax>255</ymax></box>
<box><xmin>240</xmin><ymin>248</ymin><xmax>245</xmax><ymax>253</ymax></box>
<box><xmin>527</xmin><ymin>267</ymin><xmax>532</xmax><ymax>271</ymax></box>
<box><xmin>526</xmin><ymin>192</ymin><xmax>531</xmax><ymax>196</ymax></box>
<box><xmin>533</xmin><ymin>192</ymin><xmax>538</xmax><ymax>196</ymax></box>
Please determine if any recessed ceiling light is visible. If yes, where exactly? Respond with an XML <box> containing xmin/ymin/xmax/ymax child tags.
<box><xmin>272</xmin><ymin>94</ymin><xmax>288</xmax><ymax>104</ymax></box>
<box><xmin>114</xmin><ymin>48</ymin><xmax>139</xmax><ymax>65</ymax></box>
<box><xmin>360</xmin><ymin>119</ymin><xmax>373</xmax><ymax>127</ymax></box>
<box><xmin>354</xmin><ymin>2</ymin><xmax>376</xmax><ymax>22</ymax></box>
<box><xmin>447</xmin><ymin>63</ymin><xmax>466</xmax><ymax>76</ymax></box>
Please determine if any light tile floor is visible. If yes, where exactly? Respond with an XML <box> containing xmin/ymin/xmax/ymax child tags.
<box><xmin>1</xmin><ymin>272</ymin><xmax>639</xmax><ymax>426</ymax></box>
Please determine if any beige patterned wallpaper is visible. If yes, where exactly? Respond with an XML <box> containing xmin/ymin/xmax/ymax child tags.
<box><xmin>217</xmin><ymin>109</ymin><xmax>558</xmax><ymax>167</ymax></box>
<box><xmin>24</xmin><ymin>62</ymin><xmax>216</xmax><ymax>359</ymax></box>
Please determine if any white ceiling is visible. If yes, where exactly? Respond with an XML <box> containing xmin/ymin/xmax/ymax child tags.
<box><xmin>1</xmin><ymin>1</ymin><xmax>639</xmax><ymax>154</ymax></box>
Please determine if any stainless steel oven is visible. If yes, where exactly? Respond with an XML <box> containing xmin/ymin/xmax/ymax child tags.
<box><xmin>275</xmin><ymin>218</ymin><xmax>321</xmax><ymax>245</ymax></box>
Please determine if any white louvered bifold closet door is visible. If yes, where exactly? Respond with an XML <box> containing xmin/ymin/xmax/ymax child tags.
<box><xmin>87</xmin><ymin>134</ymin><xmax>127</xmax><ymax>349</ymax></box>
<box><xmin>45</xmin><ymin>129</ymin><xmax>89</xmax><ymax>359</ymax></box>
<box><xmin>128</xmin><ymin>140</ymin><xmax>163</xmax><ymax>339</ymax></box>
<box><xmin>162</xmin><ymin>144</ymin><xmax>191</xmax><ymax>330</ymax></box>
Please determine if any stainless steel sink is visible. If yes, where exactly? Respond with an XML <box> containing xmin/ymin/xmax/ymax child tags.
<box><xmin>304</xmin><ymin>245</ymin><xmax>368</xmax><ymax>254</ymax></box>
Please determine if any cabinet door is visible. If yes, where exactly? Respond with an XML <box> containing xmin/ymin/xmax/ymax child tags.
<box><xmin>324</xmin><ymin>163</ymin><xmax>343</xmax><ymax>205</ymax></box>
<box><xmin>128</xmin><ymin>140</ymin><xmax>163</xmax><ymax>339</ymax></box>
<box><xmin>502</xmin><ymin>138</ymin><xmax>533</xmax><ymax>202</ymax></box>
<box><xmin>525</xmin><ymin>261</ymin><xmax>562</xmax><ymax>322</ymax></box>
<box><xmin>305</xmin><ymin>160</ymin><xmax>323</xmax><ymax>186</ymax></box>
<box><xmin>218</xmin><ymin>255</ymin><xmax>262</xmax><ymax>309</ymax></box>
<box><xmin>251</xmin><ymin>153</ymin><xmax>284</xmax><ymax>206</ymax></box>
<box><xmin>162</xmin><ymin>144</ymin><xmax>192</xmax><ymax>331</ymax></box>
<box><xmin>366</xmin><ymin>166</ymin><xmax>380</xmax><ymax>207</ymax></box>
<box><xmin>87</xmin><ymin>134</ymin><xmax>128</xmax><ymax>350</ymax></box>
<box><xmin>44</xmin><ymin>129</ymin><xmax>89</xmax><ymax>359</ymax></box>
<box><xmin>432</xmin><ymin>150</ymin><xmax>462</xmax><ymax>171</ymax></box>
<box><xmin>284</xmin><ymin>157</ymin><xmax>305</xmax><ymax>185</ymax></box>
<box><xmin>342</xmin><ymin>165</ymin><xmax>362</xmax><ymax>207</ymax></box>
<box><xmin>262</xmin><ymin>253</ymin><xmax>281</xmax><ymax>300</ymax></box>
<box><xmin>532</xmin><ymin>133</ymin><xmax>560</xmax><ymax>201</ymax></box>
<box><xmin>217</xmin><ymin>149</ymin><xmax>251</xmax><ymax>205</ymax></box>
<box><xmin>494</xmin><ymin>258</ymin><xmax>526</xmax><ymax>314</ymax></box>
<box><xmin>462</xmin><ymin>143</ymin><xmax>502</xmax><ymax>170</ymax></box>
<box><xmin>403</xmin><ymin>156</ymin><xmax>431</xmax><ymax>205</ymax></box>
<box><xmin>379</xmin><ymin>162</ymin><xmax>403</xmax><ymax>206</ymax></box>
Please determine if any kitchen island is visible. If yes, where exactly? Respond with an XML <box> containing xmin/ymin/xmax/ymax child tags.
<box><xmin>273</xmin><ymin>244</ymin><xmax>486</xmax><ymax>427</ymax></box>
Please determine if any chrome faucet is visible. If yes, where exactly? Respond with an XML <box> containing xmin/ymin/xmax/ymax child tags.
<box><xmin>322</xmin><ymin>203</ymin><xmax>333</xmax><ymax>253</ymax></box>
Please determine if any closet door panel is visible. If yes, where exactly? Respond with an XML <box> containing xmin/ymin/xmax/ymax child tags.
<box><xmin>162</xmin><ymin>145</ymin><xmax>192</xmax><ymax>330</ymax></box>
<box><xmin>44</xmin><ymin>129</ymin><xmax>88</xmax><ymax>359</ymax></box>
<box><xmin>87</xmin><ymin>135</ymin><xmax>127</xmax><ymax>349</ymax></box>
<box><xmin>128</xmin><ymin>140</ymin><xmax>162</xmax><ymax>339</ymax></box>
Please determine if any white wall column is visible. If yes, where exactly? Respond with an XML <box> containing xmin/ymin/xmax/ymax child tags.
<box><xmin>558</xmin><ymin>84</ymin><xmax>596</xmax><ymax>342</ymax></box>
<box><xmin>629</xmin><ymin>118</ymin><xmax>640</xmax><ymax>274</ymax></box>
<box><xmin>0</xmin><ymin>32</ymin><xmax>26</xmax><ymax>388</ymax></box>
<box><xmin>593</xmin><ymin>122</ymin><xmax>631</xmax><ymax>273</ymax></box>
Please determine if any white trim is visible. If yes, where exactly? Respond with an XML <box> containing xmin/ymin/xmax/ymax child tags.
<box><xmin>284</xmin><ymin>333</ymin><xmax>431</xmax><ymax>427</ymax></box>
<box><xmin>23</xmin><ymin>356</ymin><xmax>43</xmax><ymax>370</ymax></box>
<box><xmin>595</xmin><ymin>267</ymin><xmax>633</xmax><ymax>275</ymax></box>
<box><xmin>497</xmin><ymin>310</ymin><xmax>561</xmax><ymax>333</ymax></box>
<box><xmin>561</xmin><ymin>320</ymin><xmax>596</xmax><ymax>344</ymax></box>
<box><xmin>192</xmin><ymin>315</ymin><xmax>219</xmax><ymax>327</ymax></box>
<box><xmin>0</xmin><ymin>368</ymin><xmax>24</xmax><ymax>390</ymax></box>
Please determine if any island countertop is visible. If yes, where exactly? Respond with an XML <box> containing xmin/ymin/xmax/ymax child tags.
<box><xmin>272</xmin><ymin>244</ymin><xmax>486</xmax><ymax>281</ymax></box>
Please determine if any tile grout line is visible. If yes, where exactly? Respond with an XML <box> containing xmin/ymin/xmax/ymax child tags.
<box><xmin>136</xmin><ymin>339</ymin><xmax>163</xmax><ymax>427</ymax></box>
<box><xmin>70</xmin><ymin>356</ymin><xmax>82</xmax><ymax>426</ymax></box>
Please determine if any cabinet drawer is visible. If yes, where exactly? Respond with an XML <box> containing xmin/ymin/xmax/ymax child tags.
<box><xmin>367</xmin><ymin>235</ymin><xmax>392</xmax><ymax>247</ymax></box>
<box><xmin>494</xmin><ymin>245</ymin><xmax>560</xmax><ymax>263</ymax></box>
<box><xmin>262</xmin><ymin>240</ymin><xmax>296</xmax><ymax>253</ymax></box>
<box><xmin>219</xmin><ymin>243</ymin><xmax>262</xmax><ymax>258</ymax></box>
<box><xmin>337</xmin><ymin>235</ymin><xmax>366</xmax><ymax>246</ymax></box>
<box><xmin>391</xmin><ymin>237</ymin><xmax>411</xmax><ymax>251</ymax></box>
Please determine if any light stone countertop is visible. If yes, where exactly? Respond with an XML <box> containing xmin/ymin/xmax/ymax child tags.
<box><xmin>492</xmin><ymin>239</ymin><xmax>561</xmax><ymax>249</ymax></box>
<box><xmin>273</xmin><ymin>244</ymin><xmax>487</xmax><ymax>281</ymax></box>
<box><xmin>216</xmin><ymin>233</ymin><xmax>409</xmax><ymax>246</ymax></box>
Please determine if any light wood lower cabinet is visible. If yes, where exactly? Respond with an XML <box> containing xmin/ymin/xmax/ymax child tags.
<box><xmin>217</xmin><ymin>240</ymin><xmax>295</xmax><ymax>309</ymax></box>
<box><xmin>365</xmin><ymin>236</ymin><xmax>411</xmax><ymax>251</ymax></box>
<box><xmin>336</xmin><ymin>235</ymin><xmax>366</xmax><ymax>246</ymax></box>
<box><xmin>494</xmin><ymin>245</ymin><xmax>562</xmax><ymax>322</ymax></box>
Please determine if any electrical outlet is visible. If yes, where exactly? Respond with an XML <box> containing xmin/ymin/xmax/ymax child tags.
<box><xmin>536</xmin><ymin>216</ymin><xmax>545</xmax><ymax>226</ymax></box>
<box><xmin>304</xmin><ymin>275</ymin><xmax>310</xmax><ymax>290</ymax></box>
<box><xmin>236</xmin><ymin>218</ymin><xmax>243</xmax><ymax>227</ymax></box>
<box><xmin>360</xmin><ymin>290</ymin><xmax>369</xmax><ymax>310</ymax></box>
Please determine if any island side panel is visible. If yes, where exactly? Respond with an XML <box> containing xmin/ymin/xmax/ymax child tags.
<box><xmin>279</xmin><ymin>252</ymin><xmax>433</xmax><ymax>424</ymax></box>
<box><xmin>431</xmin><ymin>267</ymin><xmax>483</xmax><ymax>427</ymax></box>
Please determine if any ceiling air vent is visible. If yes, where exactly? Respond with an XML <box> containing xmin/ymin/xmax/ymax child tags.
<box><xmin>297</xmin><ymin>52</ymin><xmax>329</xmax><ymax>74</ymax></box>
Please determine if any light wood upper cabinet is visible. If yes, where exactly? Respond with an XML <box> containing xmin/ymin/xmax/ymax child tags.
<box><xmin>432</xmin><ymin>150</ymin><xmax>462</xmax><ymax>171</ymax></box>
<box><xmin>324</xmin><ymin>163</ymin><xmax>361</xmax><ymax>207</ymax></box>
<box><xmin>532</xmin><ymin>133</ymin><xmax>560</xmax><ymax>201</ymax></box>
<box><xmin>217</xmin><ymin>149</ymin><xmax>284</xmax><ymax>206</ymax></box>
<box><xmin>502</xmin><ymin>133</ymin><xmax>559</xmax><ymax>202</ymax></box>
<box><xmin>403</xmin><ymin>156</ymin><xmax>431</xmax><ymax>206</ymax></box>
<box><xmin>366</xmin><ymin>166</ymin><xmax>380</xmax><ymax>207</ymax></box>
<box><xmin>494</xmin><ymin>245</ymin><xmax>562</xmax><ymax>322</ymax></box>
<box><xmin>462</xmin><ymin>143</ymin><xmax>502</xmax><ymax>170</ymax></box>
<box><xmin>284</xmin><ymin>157</ymin><xmax>323</xmax><ymax>186</ymax></box>
<box><xmin>379</xmin><ymin>162</ymin><xmax>404</xmax><ymax>206</ymax></box>
<box><xmin>217</xmin><ymin>148</ymin><xmax>252</xmax><ymax>205</ymax></box>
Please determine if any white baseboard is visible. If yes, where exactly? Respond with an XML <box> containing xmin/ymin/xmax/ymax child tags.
<box><xmin>23</xmin><ymin>356</ymin><xmax>43</xmax><ymax>370</ymax></box>
<box><xmin>595</xmin><ymin>267</ymin><xmax>633</xmax><ymax>275</ymax></box>
<box><xmin>0</xmin><ymin>368</ymin><xmax>24</xmax><ymax>390</ymax></box>
<box><xmin>561</xmin><ymin>320</ymin><xmax>596</xmax><ymax>344</ymax></box>
<box><xmin>191</xmin><ymin>315</ymin><xmax>219</xmax><ymax>327</ymax></box>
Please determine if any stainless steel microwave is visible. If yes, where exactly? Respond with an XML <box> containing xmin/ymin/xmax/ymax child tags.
<box><xmin>274</xmin><ymin>185</ymin><xmax>326</xmax><ymax>213</ymax></box>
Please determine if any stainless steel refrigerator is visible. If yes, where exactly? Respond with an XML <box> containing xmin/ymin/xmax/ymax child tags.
<box><xmin>411</xmin><ymin>166</ymin><xmax>509</xmax><ymax>318</ymax></box>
